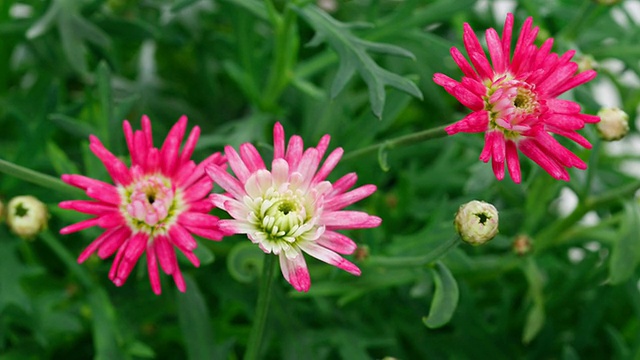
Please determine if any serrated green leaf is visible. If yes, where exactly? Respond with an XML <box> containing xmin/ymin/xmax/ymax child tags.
<box><xmin>295</xmin><ymin>5</ymin><xmax>422</xmax><ymax>119</ymax></box>
<box><xmin>423</xmin><ymin>261</ymin><xmax>459</xmax><ymax>329</ymax></box>
<box><xmin>609</xmin><ymin>201</ymin><xmax>640</xmax><ymax>284</ymax></box>
<box><xmin>177</xmin><ymin>275</ymin><xmax>215</xmax><ymax>360</ymax></box>
<box><xmin>26</xmin><ymin>1</ymin><xmax>60</xmax><ymax>39</ymax></box>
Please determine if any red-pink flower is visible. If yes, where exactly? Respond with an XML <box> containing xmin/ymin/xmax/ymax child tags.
<box><xmin>206</xmin><ymin>122</ymin><xmax>381</xmax><ymax>292</ymax></box>
<box><xmin>434</xmin><ymin>13</ymin><xmax>600</xmax><ymax>183</ymax></box>
<box><xmin>59</xmin><ymin>115</ymin><xmax>227</xmax><ymax>294</ymax></box>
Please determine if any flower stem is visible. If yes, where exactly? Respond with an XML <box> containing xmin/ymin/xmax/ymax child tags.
<box><xmin>244</xmin><ymin>254</ymin><xmax>278</xmax><ymax>360</ymax></box>
<box><xmin>535</xmin><ymin>178</ymin><xmax>640</xmax><ymax>251</ymax></box>
<box><xmin>341</xmin><ymin>125</ymin><xmax>449</xmax><ymax>162</ymax></box>
<box><xmin>0</xmin><ymin>158</ymin><xmax>84</xmax><ymax>197</ymax></box>
<box><xmin>39</xmin><ymin>230</ymin><xmax>94</xmax><ymax>289</ymax></box>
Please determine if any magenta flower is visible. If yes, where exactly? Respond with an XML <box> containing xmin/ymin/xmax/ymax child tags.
<box><xmin>434</xmin><ymin>13</ymin><xmax>600</xmax><ymax>183</ymax></box>
<box><xmin>59</xmin><ymin>115</ymin><xmax>227</xmax><ymax>294</ymax></box>
<box><xmin>206</xmin><ymin>122</ymin><xmax>381</xmax><ymax>292</ymax></box>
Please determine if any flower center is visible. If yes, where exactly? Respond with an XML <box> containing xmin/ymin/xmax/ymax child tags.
<box><xmin>120</xmin><ymin>174</ymin><xmax>183</xmax><ymax>235</ymax></box>
<box><xmin>244</xmin><ymin>171</ymin><xmax>325</xmax><ymax>256</ymax></box>
<box><xmin>485</xmin><ymin>76</ymin><xmax>540</xmax><ymax>139</ymax></box>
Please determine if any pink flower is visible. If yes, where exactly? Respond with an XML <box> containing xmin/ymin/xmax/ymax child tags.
<box><xmin>59</xmin><ymin>115</ymin><xmax>227</xmax><ymax>294</ymax></box>
<box><xmin>434</xmin><ymin>13</ymin><xmax>600</xmax><ymax>183</ymax></box>
<box><xmin>206</xmin><ymin>122</ymin><xmax>381</xmax><ymax>292</ymax></box>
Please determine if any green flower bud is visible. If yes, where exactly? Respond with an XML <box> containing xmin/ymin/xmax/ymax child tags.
<box><xmin>597</xmin><ymin>107</ymin><xmax>629</xmax><ymax>141</ymax></box>
<box><xmin>7</xmin><ymin>195</ymin><xmax>49</xmax><ymax>239</ymax></box>
<box><xmin>575</xmin><ymin>55</ymin><xmax>598</xmax><ymax>73</ymax></box>
<box><xmin>454</xmin><ymin>200</ymin><xmax>499</xmax><ymax>246</ymax></box>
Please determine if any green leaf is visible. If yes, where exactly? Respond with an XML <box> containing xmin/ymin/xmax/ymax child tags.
<box><xmin>177</xmin><ymin>275</ymin><xmax>215</xmax><ymax>360</ymax></box>
<box><xmin>608</xmin><ymin>200</ymin><xmax>640</xmax><ymax>284</ymax></box>
<box><xmin>423</xmin><ymin>261</ymin><xmax>459</xmax><ymax>329</ymax></box>
<box><xmin>295</xmin><ymin>5</ymin><xmax>423</xmax><ymax>119</ymax></box>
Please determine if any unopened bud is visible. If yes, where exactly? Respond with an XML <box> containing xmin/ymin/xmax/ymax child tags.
<box><xmin>454</xmin><ymin>200</ymin><xmax>499</xmax><ymax>246</ymax></box>
<box><xmin>597</xmin><ymin>107</ymin><xmax>629</xmax><ymax>141</ymax></box>
<box><xmin>513</xmin><ymin>234</ymin><xmax>532</xmax><ymax>256</ymax></box>
<box><xmin>576</xmin><ymin>55</ymin><xmax>598</xmax><ymax>73</ymax></box>
<box><xmin>7</xmin><ymin>195</ymin><xmax>49</xmax><ymax>239</ymax></box>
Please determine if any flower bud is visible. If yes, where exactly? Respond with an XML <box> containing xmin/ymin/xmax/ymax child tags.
<box><xmin>7</xmin><ymin>195</ymin><xmax>49</xmax><ymax>239</ymax></box>
<box><xmin>575</xmin><ymin>55</ymin><xmax>598</xmax><ymax>73</ymax></box>
<box><xmin>513</xmin><ymin>234</ymin><xmax>532</xmax><ymax>256</ymax></box>
<box><xmin>597</xmin><ymin>107</ymin><xmax>629</xmax><ymax>141</ymax></box>
<box><xmin>454</xmin><ymin>200</ymin><xmax>499</xmax><ymax>246</ymax></box>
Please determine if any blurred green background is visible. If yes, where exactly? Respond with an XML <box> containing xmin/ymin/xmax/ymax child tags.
<box><xmin>1</xmin><ymin>0</ymin><xmax>640</xmax><ymax>358</ymax></box>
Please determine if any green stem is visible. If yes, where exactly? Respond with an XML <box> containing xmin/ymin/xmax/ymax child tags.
<box><xmin>341</xmin><ymin>125</ymin><xmax>448</xmax><ymax>161</ymax></box>
<box><xmin>39</xmin><ymin>230</ymin><xmax>94</xmax><ymax>289</ymax></box>
<box><xmin>0</xmin><ymin>158</ymin><xmax>84</xmax><ymax>197</ymax></box>
<box><xmin>244</xmin><ymin>254</ymin><xmax>278</xmax><ymax>360</ymax></box>
<box><xmin>535</xmin><ymin>179</ymin><xmax>640</xmax><ymax>251</ymax></box>
<box><xmin>367</xmin><ymin>236</ymin><xmax>460</xmax><ymax>268</ymax></box>
<box><xmin>261</xmin><ymin>1</ymin><xmax>298</xmax><ymax>110</ymax></box>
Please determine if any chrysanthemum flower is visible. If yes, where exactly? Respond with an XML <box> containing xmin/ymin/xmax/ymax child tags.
<box><xmin>206</xmin><ymin>123</ymin><xmax>381</xmax><ymax>292</ymax></box>
<box><xmin>434</xmin><ymin>13</ymin><xmax>600</xmax><ymax>183</ymax></box>
<box><xmin>59</xmin><ymin>115</ymin><xmax>227</xmax><ymax>294</ymax></box>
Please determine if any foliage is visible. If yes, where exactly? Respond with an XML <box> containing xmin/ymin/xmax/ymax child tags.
<box><xmin>1</xmin><ymin>0</ymin><xmax>640</xmax><ymax>358</ymax></box>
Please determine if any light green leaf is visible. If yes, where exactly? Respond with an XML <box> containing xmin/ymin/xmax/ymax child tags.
<box><xmin>295</xmin><ymin>5</ymin><xmax>422</xmax><ymax>119</ymax></box>
<box><xmin>177</xmin><ymin>275</ymin><xmax>215</xmax><ymax>360</ymax></box>
<box><xmin>608</xmin><ymin>201</ymin><xmax>640</xmax><ymax>284</ymax></box>
<box><xmin>423</xmin><ymin>261</ymin><xmax>459</xmax><ymax>329</ymax></box>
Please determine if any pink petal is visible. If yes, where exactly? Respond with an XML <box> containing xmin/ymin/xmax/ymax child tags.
<box><xmin>155</xmin><ymin>235</ymin><xmax>177</xmax><ymax>275</ymax></box>
<box><xmin>501</xmin><ymin>13</ymin><xmax>514</xmax><ymax>64</ymax></box>
<box><xmin>315</xmin><ymin>134</ymin><xmax>331</xmax><ymax>160</ymax></box>
<box><xmin>77</xmin><ymin>227</ymin><xmax>119</xmax><ymax>263</ymax></box>
<box><xmin>285</xmin><ymin>135</ymin><xmax>304</xmax><ymax>171</ymax></box>
<box><xmin>146</xmin><ymin>246</ymin><xmax>162</xmax><ymax>295</ymax></box>
<box><xmin>183</xmin><ymin>225</ymin><xmax>225</xmax><ymax>241</ymax></box>
<box><xmin>546</xmin><ymin>99</ymin><xmax>581</xmax><ymax>114</ymax></box>
<box><xmin>297</xmin><ymin>148</ymin><xmax>321</xmax><ymax>190</ymax></box>
<box><xmin>444</xmin><ymin>110</ymin><xmax>489</xmax><ymax>135</ymax></box>
<box><xmin>298</xmin><ymin>242</ymin><xmax>360</xmax><ymax>276</ymax></box>
<box><xmin>178</xmin><ymin>212</ymin><xmax>220</xmax><ymax>228</ymax></box>
<box><xmin>279</xmin><ymin>252</ymin><xmax>311</xmax><ymax>292</ymax></box>
<box><xmin>225</xmin><ymin>145</ymin><xmax>251</xmax><ymax>183</ymax></box>
<box><xmin>463</xmin><ymin>23</ymin><xmax>493</xmax><ymax>79</ymax></box>
<box><xmin>486</xmin><ymin>28</ymin><xmax>506</xmax><ymax>73</ymax></box>
<box><xmin>172</xmin><ymin>269</ymin><xmax>187</xmax><ymax>292</ymax></box>
<box><xmin>433</xmin><ymin>73</ymin><xmax>484</xmax><ymax>111</ymax></box>
<box><xmin>312</xmin><ymin>147</ymin><xmax>343</xmax><ymax>184</ymax></box>
<box><xmin>86</xmin><ymin>185</ymin><xmax>121</xmax><ymax>205</ymax></box>
<box><xmin>182</xmin><ymin>177</ymin><xmax>213</xmax><ymax>202</ymax></box>
<box><xmin>450</xmin><ymin>47</ymin><xmax>480</xmax><ymax>81</ymax></box>
<box><xmin>329</xmin><ymin>173</ymin><xmax>357</xmax><ymax>197</ymax></box>
<box><xmin>179</xmin><ymin>125</ymin><xmax>200</xmax><ymax>166</ymax></box>
<box><xmin>205</xmin><ymin>165</ymin><xmax>246</xmax><ymax>200</ymax></box>
<box><xmin>239</xmin><ymin>143</ymin><xmax>266</xmax><ymax>173</ymax></box>
<box><xmin>324</xmin><ymin>184</ymin><xmax>377</xmax><ymax>212</ymax></box>
<box><xmin>322</xmin><ymin>211</ymin><xmax>382</xmax><ymax>229</ymax></box>
<box><xmin>549</xmin><ymin>70</ymin><xmax>597</xmax><ymax>98</ymax></box>
<box><xmin>519</xmin><ymin>138</ymin><xmax>570</xmax><ymax>181</ymax></box>
<box><xmin>89</xmin><ymin>136</ymin><xmax>132</xmax><ymax>186</ymax></box>
<box><xmin>506</xmin><ymin>140</ymin><xmax>522</xmax><ymax>184</ymax></box>
<box><xmin>316</xmin><ymin>231</ymin><xmax>357</xmax><ymax>255</ymax></box>
<box><xmin>273</xmin><ymin>122</ymin><xmax>286</xmax><ymax>159</ymax></box>
<box><xmin>59</xmin><ymin>200</ymin><xmax>115</xmax><ymax>215</ymax></box>
<box><xmin>97</xmin><ymin>226</ymin><xmax>131</xmax><ymax>259</ymax></box>
<box><xmin>168</xmin><ymin>223</ymin><xmax>198</xmax><ymax>252</ymax></box>
<box><xmin>60</xmin><ymin>218</ymin><xmax>100</xmax><ymax>234</ymax></box>
<box><xmin>113</xmin><ymin>232</ymin><xmax>148</xmax><ymax>286</ymax></box>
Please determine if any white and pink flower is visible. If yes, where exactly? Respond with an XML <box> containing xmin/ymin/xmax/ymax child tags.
<box><xmin>59</xmin><ymin>115</ymin><xmax>227</xmax><ymax>294</ymax></box>
<box><xmin>434</xmin><ymin>13</ymin><xmax>600</xmax><ymax>183</ymax></box>
<box><xmin>206</xmin><ymin>122</ymin><xmax>381</xmax><ymax>292</ymax></box>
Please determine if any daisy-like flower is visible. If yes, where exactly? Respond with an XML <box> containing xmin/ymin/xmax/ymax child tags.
<box><xmin>59</xmin><ymin>115</ymin><xmax>226</xmax><ymax>294</ymax></box>
<box><xmin>206</xmin><ymin>123</ymin><xmax>381</xmax><ymax>292</ymax></box>
<box><xmin>434</xmin><ymin>13</ymin><xmax>600</xmax><ymax>183</ymax></box>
